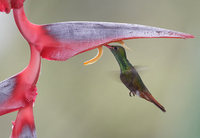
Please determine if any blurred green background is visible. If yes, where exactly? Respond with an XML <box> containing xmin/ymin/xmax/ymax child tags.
<box><xmin>0</xmin><ymin>0</ymin><xmax>199</xmax><ymax>137</ymax></box>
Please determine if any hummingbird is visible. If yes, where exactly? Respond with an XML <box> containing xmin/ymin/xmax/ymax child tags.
<box><xmin>107</xmin><ymin>45</ymin><xmax>166</xmax><ymax>112</ymax></box>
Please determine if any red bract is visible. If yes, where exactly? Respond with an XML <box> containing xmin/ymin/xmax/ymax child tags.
<box><xmin>0</xmin><ymin>0</ymin><xmax>24</xmax><ymax>13</ymax></box>
<box><xmin>0</xmin><ymin>0</ymin><xmax>11</xmax><ymax>13</ymax></box>
<box><xmin>13</xmin><ymin>6</ymin><xmax>194</xmax><ymax>61</ymax></box>
<box><xmin>11</xmin><ymin>103</ymin><xmax>36</xmax><ymax>138</ymax></box>
<box><xmin>11</xmin><ymin>0</ymin><xmax>25</xmax><ymax>9</ymax></box>
<box><xmin>0</xmin><ymin>45</ymin><xmax>40</xmax><ymax>116</ymax></box>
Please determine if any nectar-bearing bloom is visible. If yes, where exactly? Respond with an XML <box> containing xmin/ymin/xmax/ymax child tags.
<box><xmin>0</xmin><ymin>0</ymin><xmax>195</xmax><ymax>138</ymax></box>
<box><xmin>13</xmin><ymin>5</ymin><xmax>194</xmax><ymax>62</ymax></box>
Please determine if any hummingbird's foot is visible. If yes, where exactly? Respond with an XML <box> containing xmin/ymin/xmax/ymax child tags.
<box><xmin>83</xmin><ymin>46</ymin><xmax>103</xmax><ymax>65</ymax></box>
<box><xmin>129</xmin><ymin>91</ymin><xmax>135</xmax><ymax>97</ymax></box>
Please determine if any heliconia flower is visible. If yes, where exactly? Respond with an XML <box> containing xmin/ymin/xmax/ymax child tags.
<box><xmin>11</xmin><ymin>102</ymin><xmax>36</xmax><ymax>138</ymax></box>
<box><xmin>0</xmin><ymin>45</ymin><xmax>40</xmax><ymax>116</ymax></box>
<box><xmin>0</xmin><ymin>1</ymin><xmax>195</xmax><ymax>137</ymax></box>
<box><xmin>13</xmin><ymin>5</ymin><xmax>194</xmax><ymax>62</ymax></box>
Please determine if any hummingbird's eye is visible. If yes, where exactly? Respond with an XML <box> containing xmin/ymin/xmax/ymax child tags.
<box><xmin>114</xmin><ymin>47</ymin><xmax>118</xmax><ymax>50</ymax></box>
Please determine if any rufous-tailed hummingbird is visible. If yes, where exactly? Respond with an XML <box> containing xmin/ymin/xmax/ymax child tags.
<box><xmin>107</xmin><ymin>45</ymin><xmax>166</xmax><ymax>112</ymax></box>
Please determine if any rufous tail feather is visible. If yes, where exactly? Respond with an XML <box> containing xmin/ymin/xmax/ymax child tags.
<box><xmin>140</xmin><ymin>92</ymin><xmax>166</xmax><ymax>112</ymax></box>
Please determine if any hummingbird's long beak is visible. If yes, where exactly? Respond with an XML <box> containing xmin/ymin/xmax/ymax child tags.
<box><xmin>105</xmin><ymin>44</ymin><xmax>112</xmax><ymax>49</ymax></box>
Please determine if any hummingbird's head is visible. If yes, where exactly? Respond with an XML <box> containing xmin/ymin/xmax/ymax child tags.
<box><xmin>107</xmin><ymin>45</ymin><xmax>127</xmax><ymax>58</ymax></box>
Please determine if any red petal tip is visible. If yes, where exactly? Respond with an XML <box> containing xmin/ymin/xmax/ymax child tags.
<box><xmin>184</xmin><ymin>34</ymin><xmax>195</xmax><ymax>39</ymax></box>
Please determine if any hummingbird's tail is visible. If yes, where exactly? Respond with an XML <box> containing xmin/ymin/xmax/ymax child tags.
<box><xmin>139</xmin><ymin>92</ymin><xmax>166</xmax><ymax>112</ymax></box>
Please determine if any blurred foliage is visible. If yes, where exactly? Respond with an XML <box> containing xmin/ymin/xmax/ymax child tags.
<box><xmin>0</xmin><ymin>0</ymin><xmax>199</xmax><ymax>138</ymax></box>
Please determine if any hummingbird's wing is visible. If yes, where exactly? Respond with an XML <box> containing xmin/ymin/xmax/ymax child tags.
<box><xmin>108</xmin><ymin>66</ymin><xmax>147</xmax><ymax>84</ymax></box>
<box><xmin>133</xmin><ymin>65</ymin><xmax>149</xmax><ymax>73</ymax></box>
<box><xmin>120</xmin><ymin>71</ymin><xmax>137</xmax><ymax>93</ymax></box>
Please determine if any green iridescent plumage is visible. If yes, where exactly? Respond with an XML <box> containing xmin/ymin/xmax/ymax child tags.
<box><xmin>108</xmin><ymin>45</ymin><xmax>166</xmax><ymax>112</ymax></box>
